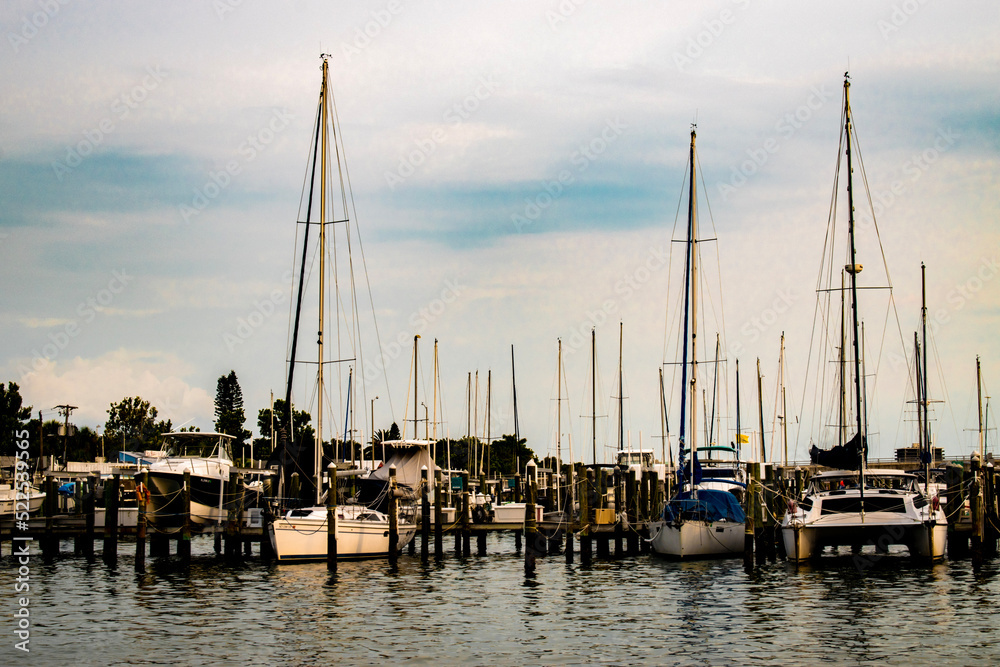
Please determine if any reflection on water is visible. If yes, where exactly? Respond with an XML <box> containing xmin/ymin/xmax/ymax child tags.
<box><xmin>2</xmin><ymin>535</ymin><xmax>998</xmax><ymax>665</ymax></box>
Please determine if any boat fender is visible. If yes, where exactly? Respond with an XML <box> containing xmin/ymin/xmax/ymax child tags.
<box><xmin>931</xmin><ymin>495</ymin><xmax>940</xmax><ymax>511</ymax></box>
<box><xmin>787</xmin><ymin>498</ymin><xmax>797</xmax><ymax>514</ymax></box>
<box><xmin>136</xmin><ymin>482</ymin><xmax>151</xmax><ymax>506</ymax></box>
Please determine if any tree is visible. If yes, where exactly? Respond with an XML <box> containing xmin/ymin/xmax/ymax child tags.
<box><xmin>104</xmin><ymin>396</ymin><xmax>172</xmax><ymax>457</ymax></box>
<box><xmin>255</xmin><ymin>399</ymin><xmax>313</xmax><ymax>460</ymax></box>
<box><xmin>1</xmin><ymin>381</ymin><xmax>32</xmax><ymax>455</ymax></box>
<box><xmin>214</xmin><ymin>370</ymin><xmax>250</xmax><ymax>447</ymax></box>
<box><xmin>489</xmin><ymin>434</ymin><xmax>536</xmax><ymax>476</ymax></box>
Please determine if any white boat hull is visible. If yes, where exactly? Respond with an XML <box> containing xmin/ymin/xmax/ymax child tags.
<box><xmin>781</xmin><ymin>514</ymin><xmax>948</xmax><ymax>561</ymax></box>
<box><xmin>648</xmin><ymin>519</ymin><xmax>744</xmax><ymax>558</ymax></box>
<box><xmin>270</xmin><ymin>506</ymin><xmax>416</xmax><ymax>562</ymax></box>
<box><xmin>0</xmin><ymin>485</ymin><xmax>45</xmax><ymax>516</ymax></box>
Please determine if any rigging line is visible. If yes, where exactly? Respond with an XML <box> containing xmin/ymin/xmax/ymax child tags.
<box><xmin>329</xmin><ymin>74</ymin><xmax>394</xmax><ymax>425</ymax></box>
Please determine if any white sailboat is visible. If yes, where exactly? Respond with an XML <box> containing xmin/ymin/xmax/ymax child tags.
<box><xmin>648</xmin><ymin>127</ymin><xmax>746</xmax><ymax>559</ymax></box>
<box><xmin>780</xmin><ymin>75</ymin><xmax>947</xmax><ymax>561</ymax></box>
<box><xmin>269</xmin><ymin>55</ymin><xmax>415</xmax><ymax>562</ymax></box>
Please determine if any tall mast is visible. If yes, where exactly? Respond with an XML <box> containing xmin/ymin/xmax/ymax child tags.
<box><xmin>617</xmin><ymin>321</ymin><xmax>624</xmax><ymax>452</ymax></box>
<box><xmin>778</xmin><ymin>331</ymin><xmax>788</xmax><ymax>466</ymax></box>
<box><xmin>735</xmin><ymin>359</ymin><xmax>742</xmax><ymax>459</ymax></box>
<box><xmin>844</xmin><ymin>73</ymin><xmax>865</xmax><ymax>473</ymax></box>
<box><xmin>315</xmin><ymin>56</ymin><xmax>330</xmax><ymax>504</ymax></box>
<box><xmin>486</xmin><ymin>369</ymin><xmax>492</xmax><ymax>478</ymax></box>
<box><xmin>556</xmin><ymin>338</ymin><xmax>563</xmax><ymax>510</ymax></box>
<box><xmin>409</xmin><ymin>335</ymin><xmax>420</xmax><ymax>439</ymax></box>
<box><xmin>511</xmin><ymin>345</ymin><xmax>520</xmax><ymax>442</ymax></box>
<box><xmin>592</xmin><ymin>328</ymin><xmax>597</xmax><ymax>464</ymax></box>
<box><xmin>977</xmin><ymin>356</ymin><xmax>984</xmax><ymax>459</ymax></box>
<box><xmin>920</xmin><ymin>263</ymin><xmax>931</xmax><ymax>491</ymax></box>
<box><xmin>689</xmin><ymin>128</ymin><xmax>699</xmax><ymax>470</ymax></box>
<box><xmin>757</xmin><ymin>358</ymin><xmax>766</xmax><ymax>463</ymax></box>
<box><xmin>433</xmin><ymin>339</ymin><xmax>439</xmax><ymax>440</ymax></box>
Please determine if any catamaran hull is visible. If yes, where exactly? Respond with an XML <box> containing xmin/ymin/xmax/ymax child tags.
<box><xmin>781</xmin><ymin>516</ymin><xmax>948</xmax><ymax>561</ymax></box>
<box><xmin>648</xmin><ymin>519</ymin><xmax>744</xmax><ymax>558</ymax></box>
<box><xmin>269</xmin><ymin>510</ymin><xmax>416</xmax><ymax>562</ymax></box>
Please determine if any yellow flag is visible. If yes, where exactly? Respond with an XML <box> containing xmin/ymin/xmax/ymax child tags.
<box><xmin>736</xmin><ymin>434</ymin><xmax>749</xmax><ymax>444</ymax></box>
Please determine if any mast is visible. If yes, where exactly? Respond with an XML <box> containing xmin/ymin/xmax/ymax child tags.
<box><xmin>592</xmin><ymin>328</ymin><xmax>597</xmax><ymax>465</ymax></box>
<box><xmin>556</xmin><ymin>338</ymin><xmax>563</xmax><ymax>511</ymax></box>
<box><xmin>511</xmin><ymin>345</ymin><xmax>520</xmax><ymax>442</ymax></box>
<box><xmin>677</xmin><ymin>127</ymin><xmax>699</xmax><ymax>487</ymax></box>
<box><xmin>977</xmin><ymin>356</ymin><xmax>984</xmax><ymax>459</ymax></box>
<box><xmin>433</xmin><ymin>339</ymin><xmax>439</xmax><ymax>440</ymax></box>
<box><xmin>844</xmin><ymin>73</ymin><xmax>866</xmax><ymax>475</ymax></box>
<box><xmin>779</xmin><ymin>332</ymin><xmax>788</xmax><ymax>467</ymax></box>
<box><xmin>757</xmin><ymin>358</ymin><xmax>766</xmax><ymax>463</ymax></box>
<box><xmin>617</xmin><ymin>321</ymin><xmax>624</xmax><ymax>452</ymax></box>
<box><xmin>315</xmin><ymin>56</ymin><xmax>331</xmax><ymax>505</ymax></box>
<box><xmin>735</xmin><ymin>359</ymin><xmax>742</xmax><ymax>460</ymax></box>
<box><xmin>920</xmin><ymin>263</ymin><xmax>931</xmax><ymax>492</ymax></box>
<box><xmin>412</xmin><ymin>335</ymin><xmax>419</xmax><ymax>441</ymax></box>
<box><xmin>486</xmin><ymin>369</ymin><xmax>492</xmax><ymax>478</ymax></box>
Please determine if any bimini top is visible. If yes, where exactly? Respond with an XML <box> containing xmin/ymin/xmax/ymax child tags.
<box><xmin>663</xmin><ymin>489</ymin><xmax>746</xmax><ymax>524</ymax></box>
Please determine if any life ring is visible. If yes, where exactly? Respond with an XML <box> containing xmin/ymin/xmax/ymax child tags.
<box><xmin>136</xmin><ymin>482</ymin><xmax>151</xmax><ymax>506</ymax></box>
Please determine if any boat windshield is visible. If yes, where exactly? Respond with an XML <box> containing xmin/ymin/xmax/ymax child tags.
<box><xmin>162</xmin><ymin>437</ymin><xmax>223</xmax><ymax>459</ymax></box>
<box><xmin>809</xmin><ymin>474</ymin><xmax>918</xmax><ymax>493</ymax></box>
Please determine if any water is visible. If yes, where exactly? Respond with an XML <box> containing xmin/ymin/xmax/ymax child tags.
<box><xmin>3</xmin><ymin>535</ymin><xmax>999</xmax><ymax>665</ymax></box>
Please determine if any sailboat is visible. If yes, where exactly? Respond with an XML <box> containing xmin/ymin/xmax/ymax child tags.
<box><xmin>648</xmin><ymin>127</ymin><xmax>746</xmax><ymax>559</ymax></box>
<box><xmin>268</xmin><ymin>56</ymin><xmax>415</xmax><ymax>562</ymax></box>
<box><xmin>780</xmin><ymin>75</ymin><xmax>947</xmax><ymax>562</ymax></box>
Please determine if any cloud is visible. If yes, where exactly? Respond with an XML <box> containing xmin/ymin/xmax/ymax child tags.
<box><xmin>12</xmin><ymin>348</ymin><xmax>214</xmax><ymax>429</ymax></box>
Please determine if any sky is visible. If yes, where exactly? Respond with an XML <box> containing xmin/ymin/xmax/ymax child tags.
<box><xmin>2</xmin><ymin>1</ymin><xmax>998</xmax><ymax>465</ymax></box>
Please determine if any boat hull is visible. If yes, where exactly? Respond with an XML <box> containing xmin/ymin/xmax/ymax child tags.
<box><xmin>269</xmin><ymin>506</ymin><xmax>416</xmax><ymax>562</ymax></box>
<box><xmin>146</xmin><ymin>470</ymin><xmax>229</xmax><ymax>532</ymax></box>
<box><xmin>0</xmin><ymin>485</ymin><xmax>45</xmax><ymax>516</ymax></box>
<box><xmin>781</xmin><ymin>513</ymin><xmax>948</xmax><ymax>561</ymax></box>
<box><xmin>648</xmin><ymin>519</ymin><xmax>744</xmax><ymax>558</ymax></box>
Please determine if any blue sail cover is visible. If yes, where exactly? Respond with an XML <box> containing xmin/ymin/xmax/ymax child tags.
<box><xmin>663</xmin><ymin>489</ymin><xmax>745</xmax><ymax>524</ymax></box>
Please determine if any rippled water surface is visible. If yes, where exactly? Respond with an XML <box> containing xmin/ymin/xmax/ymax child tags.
<box><xmin>2</xmin><ymin>535</ymin><xmax>999</xmax><ymax>665</ymax></box>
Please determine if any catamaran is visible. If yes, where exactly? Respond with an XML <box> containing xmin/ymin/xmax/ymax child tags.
<box><xmin>780</xmin><ymin>75</ymin><xmax>947</xmax><ymax>561</ymax></box>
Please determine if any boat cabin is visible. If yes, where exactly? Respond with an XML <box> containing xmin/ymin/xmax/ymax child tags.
<box><xmin>160</xmin><ymin>432</ymin><xmax>234</xmax><ymax>461</ymax></box>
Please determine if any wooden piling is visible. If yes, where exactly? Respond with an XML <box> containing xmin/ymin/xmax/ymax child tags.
<box><xmin>388</xmin><ymin>465</ymin><xmax>399</xmax><ymax>566</ymax></box>
<box><xmin>421</xmin><ymin>466</ymin><xmax>430</xmax><ymax>563</ymax></box>
<box><xmin>613</xmin><ymin>468</ymin><xmax>623</xmax><ymax>558</ymax></box>
<box><xmin>564</xmin><ymin>464</ymin><xmax>575</xmax><ymax>564</ymax></box>
<box><xmin>134</xmin><ymin>471</ymin><xmax>147</xmax><ymax>573</ymax></box>
<box><xmin>433</xmin><ymin>474</ymin><xmax>443</xmax><ymax>560</ymax></box>
<box><xmin>179</xmin><ymin>470</ymin><xmax>192</xmax><ymax>563</ymax></box>
<box><xmin>970</xmin><ymin>454</ymin><xmax>983</xmax><ymax>566</ymax></box>
<box><xmin>763</xmin><ymin>464</ymin><xmax>777</xmax><ymax>562</ymax></box>
<box><xmin>73</xmin><ymin>479</ymin><xmax>84</xmax><ymax>555</ymax></box>
<box><xmin>626</xmin><ymin>469</ymin><xmax>639</xmax><ymax>555</ymax></box>
<box><xmin>752</xmin><ymin>463</ymin><xmax>766</xmax><ymax>566</ymax></box>
<box><xmin>744</xmin><ymin>463</ymin><xmax>756</xmax><ymax>570</ymax></box>
<box><xmin>461</xmin><ymin>471</ymin><xmax>471</xmax><ymax>557</ymax></box>
<box><xmin>580</xmin><ymin>467</ymin><xmax>592</xmax><ymax>565</ymax></box>
<box><xmin>524</xmin><ymin>476</ymin><xmax>538</xmax><ymax>573</ymax></box>
<box><xmin>325</xmin><ymin>463</ymin><xmax>337</xmax><ymax>571</ymax></box>
<box><xmin>83</xmin><ymin>475</ymin><xmax>96</xmax><ymax>560</ymax></box>
<box><xmin>454</xmin><ymin>473</ymin><xmax>463</xmax><ymax>556</ymax></box>
<box><xmin>224</xmin><ymin>470</ymin><xmax>239</xmax><ymax>560</ymax></box>
<box><xmin>43</xmin><ymin>476</ymin><xmax>56</xmax><ymax>560</ymax></box>
<box><xmin>103</xmin><ymin>473</ymin><xmax>120</xmax><ymax>567</ymax></box>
